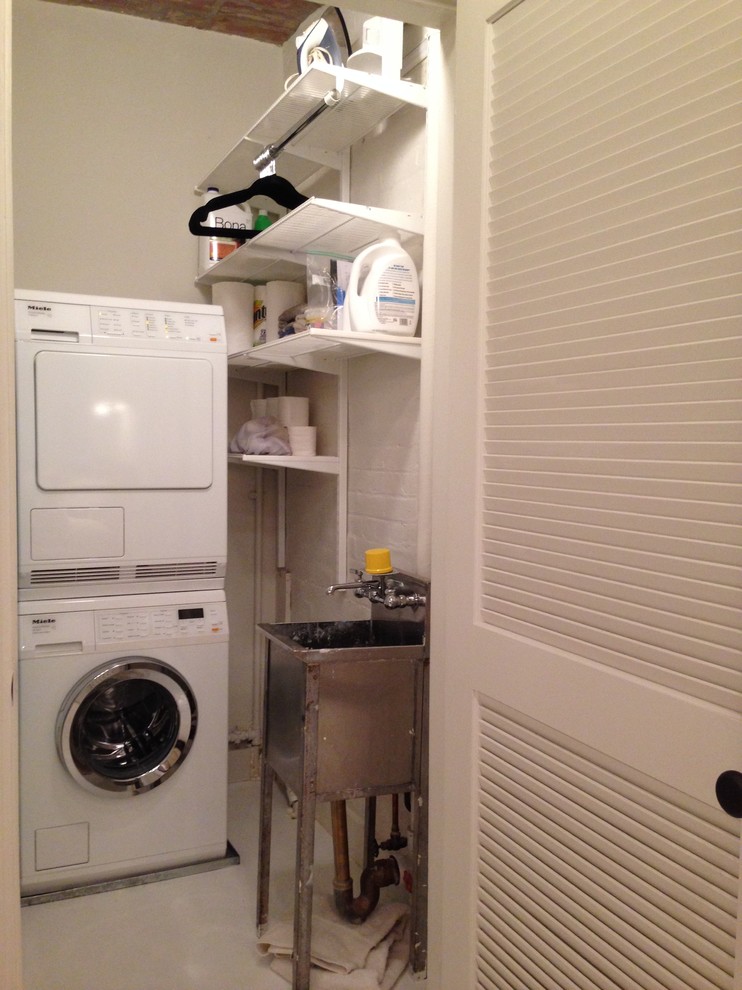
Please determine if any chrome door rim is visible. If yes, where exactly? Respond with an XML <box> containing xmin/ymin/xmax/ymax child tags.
<box><xmin>56</xmin><ymin>657</ymin><xmax>197</xmax><ymax>796</ymax></box>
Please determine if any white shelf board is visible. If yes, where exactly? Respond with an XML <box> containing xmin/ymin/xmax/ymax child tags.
<box><xmin>309</xmin><ymin>329</ymin><xmax>422</xmax><ymax>360</ymax></box>
<box><xmin>227</xmin><ymin>328</ymin><xmax>422</xmax><ymax>371</ymax></box>
<box><xmin>198</xmin><ymin>244</ymin><xmax>305</xmax><ymax>286</ymax></box>
<box><xmin>195</xmin><ymin>198</ymin><xmax>422</xmax><ymax>287</ymax></box>
<box><xmin>253</xmin><ymin>198</ymin><xmax>422</xmax><ymax>254</ymax></box>
<box><xmin>196</xmin><ymin>64</ymin><xmax>426</xmax><ymax>194</ymax></box>
<box><xmin>235</xmin><ymin>453</ymin><xmax>340</xmax><ymax>475</ymax></box>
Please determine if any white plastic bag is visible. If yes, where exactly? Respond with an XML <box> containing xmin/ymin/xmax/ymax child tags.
<box><xmin>229</xmin><ymin>416</ymin><xmax>291</xmax><ymax>455</ymax></box>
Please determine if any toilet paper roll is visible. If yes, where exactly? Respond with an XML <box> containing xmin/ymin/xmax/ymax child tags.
<box><xmin>266</xmin><ymin>397</ymin><xmax>280</xmax><ymax>420</ymax></box>
<box><xmin>254</xmin><ymin>281</ymin><xmax>306</xmax><ymax>345</ymax></box>
<box><xmin>288</xmin><ymin>426</ymin><xmax>317</xmax><ymax>457</ymax></box>
<box><xmin>211</xmin><ymin>281</ymin><xmax>255</xmax><ymax>354</ymax></box>
<box><xmin>250</xmin><ymin>398</ymin><xmax>268</xmax><ymax>418</ymax></box>
<box><xmin>277</xmin><ymin>396</ymin><xmax>309</xmax><ymax>427</ymax></box>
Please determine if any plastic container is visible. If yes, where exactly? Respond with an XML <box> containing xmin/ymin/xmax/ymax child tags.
<box><xmin>345</xmin><ymin>237</ymin><xmax>420</xmax><ymax>336</ymax></box>
<box><xmin>365</xmin><ymin>547</ymin><xmax>393</xmax><ymax>574</ymax></box>
<box><xmin>197</xmin><ymin>187</ymin><xmax>252</xmax><ymax>275</ymax></box>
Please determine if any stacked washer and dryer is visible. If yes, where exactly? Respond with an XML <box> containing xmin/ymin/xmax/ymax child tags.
<box><xmin>15</xmin><ymin>290</ymin><xmax>232</xmax><ymax>897</ymax></box>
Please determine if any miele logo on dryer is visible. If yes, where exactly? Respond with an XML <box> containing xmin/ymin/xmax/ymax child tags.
<box><xmin>28</xmin><ymin>304</ymin><xmax>52</xmax><ymax>313</ymax></box>
<box><xmin>31</xmin><ymin>617</ymin><xmax>56</xmax><ymax>626</ymax></box>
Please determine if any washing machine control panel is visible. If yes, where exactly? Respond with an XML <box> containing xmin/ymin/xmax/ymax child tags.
<box><xmin>96</xmin><ymin>601</ymin><xmax>228</xmax><ymax>646</ymax></box>
<box><xmin>18</xmin><ymin>595</ymin><xmax>229</xmax><ymax>656</ymax></box>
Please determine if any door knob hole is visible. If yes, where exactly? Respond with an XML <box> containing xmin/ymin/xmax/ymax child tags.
<box><xmin>715</xmin><ymin>770</ymin><xmax>742</xmax><ymax>818</ymax></box>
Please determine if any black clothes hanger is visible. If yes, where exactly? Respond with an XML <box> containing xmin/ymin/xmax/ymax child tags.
<box><xmin>189</xmin><ymin>175</ymin><xmax>308</xmax><ymax>241</ymax></box>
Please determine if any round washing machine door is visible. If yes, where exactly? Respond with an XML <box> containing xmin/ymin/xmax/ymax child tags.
<box><xmin>56</xmin><ymin>658</ymin><xmax>197</xmax><ymax>796</ymax></box>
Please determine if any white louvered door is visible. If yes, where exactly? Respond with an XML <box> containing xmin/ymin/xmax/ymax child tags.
<box><xmin>431</xmin><ymin>1</ymin><xmax>742</xmax><ymax>987</ymax></box>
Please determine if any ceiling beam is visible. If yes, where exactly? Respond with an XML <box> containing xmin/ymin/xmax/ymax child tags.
<box><xmin>305</xmin><ymin>0</ymin><xmax>455</xmax><ymax>30</ymax></box>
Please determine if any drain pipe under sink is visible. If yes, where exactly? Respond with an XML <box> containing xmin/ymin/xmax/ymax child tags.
<box><xmin>330</xmin><ymin>800</ymin><xmax>399</xmax><ymax>924</ymax></box>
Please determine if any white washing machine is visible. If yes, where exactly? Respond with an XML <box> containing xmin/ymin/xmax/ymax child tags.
<box><xmin>18</xmin><ymin>590</ymin><xmax>229</xmax><ymax>896</ymax></box>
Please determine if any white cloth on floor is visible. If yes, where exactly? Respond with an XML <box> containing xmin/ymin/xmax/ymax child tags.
<box><xmin>257</xmin><ymin>900</ymin><xmax>409</xmax><ymax>989</ymax></box>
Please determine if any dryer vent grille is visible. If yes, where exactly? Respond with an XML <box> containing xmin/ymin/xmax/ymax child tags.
<box><xmin>29</xmin><ymin>561</ymin><xmax>220</xmax><ymax>586</ymax></box>
<box><xmin>30</xmin><ymin>566</ymin><xmax>122</xmax><ymax>586</ymax></box>
<box><xmin>134</xmin><ymin>562</ymin><xmax>219</xmax><ymax>579</ymax></box>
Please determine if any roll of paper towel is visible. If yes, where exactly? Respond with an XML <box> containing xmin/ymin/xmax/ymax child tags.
<box><xmin>211</xmin><ymin>282</ymin><xmax>255</xmax><ymax>354</ymax></box>
<box><xmin>277</xmin><ymin>396</ymin><xmax>309</xmax><ymax>427</ymax></box>
<box><xmin>254</xmin><ymin>281</ymin><xmax>305</xmax><ymax>345</ymax></box>
<box><xmin>288</xmin><ymin>426</ymin><xmax>317</xmax><ymax>457</ymax></box>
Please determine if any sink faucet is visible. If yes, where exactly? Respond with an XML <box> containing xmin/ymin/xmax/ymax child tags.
<box><xmin>326</xmin><ymin>569</ymin><xmax>385</xmax><ymax>604</ymax></box>
<box><xmin>327</xmin><ymin>550</ymin><xmax>427</xmax><ymax>611</ymax></box>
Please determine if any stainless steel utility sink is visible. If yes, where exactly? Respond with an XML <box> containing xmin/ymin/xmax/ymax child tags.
<box><xmin>258</xmin><ymin>571</ymin><xmax>429</xmax><ymax>800</ymax></box>
<box><xmin>263</xmin><ymin>617</ymin><xmax>425</xmax><ymax>653</ymax></box>
<box><xmin>256</xmin><ymin>572</ymin><xmax>430</xmax><ymax>987</ymax></box>
<box><xmin>258</xmin><ymin>620</ymin><xmax>426</xmax><ymax>800</ymax></box>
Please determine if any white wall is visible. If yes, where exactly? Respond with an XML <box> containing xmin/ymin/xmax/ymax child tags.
<box><xmin>285</xmin><ymin>59</ymin><xmax>428</xmax><ymax>620</ymax></box>
<box><xmin>347</xmin><ymin>354</ymin><xmax>420</xmax><ymax>571</ymax></box>
<box><xmin>346</xmin><ymin>96</ymin><xmax>426</xmax><ymax>577</ymax></box>
<box><xmin>12</xmin><ymin>0</ymin><xmax>283</xmax><ymax>303</ymax></box>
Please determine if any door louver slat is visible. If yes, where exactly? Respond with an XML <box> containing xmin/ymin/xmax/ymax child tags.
<box><xmin>481</xmin><ymin>0</ymin><xmax>742</xmax><ymax>714</ymax></box>
<box><xmin>477</xmin><ymin>699</ymin><xmax>738</xmax><ymax>990</ymax></box>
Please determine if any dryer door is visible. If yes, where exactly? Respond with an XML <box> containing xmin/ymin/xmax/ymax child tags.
<box><xmin>56</xmin><ymin>658</ymin><xmax>197</xmax><ymax>795</ymax></box>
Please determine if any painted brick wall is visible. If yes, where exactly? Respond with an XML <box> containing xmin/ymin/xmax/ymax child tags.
<box><xmin>347</xmin><ymin>353</ymin><xmax>420</xmax><ymax>574</ymax></box>
<box><xmin>346</xmin><ymin>99</ymin><xmax>426</xmax><ymax>577</ymax></box>
<box><xmin>286</xmin><ymin>95</ymin><xmax>427</xmax><ymax>618</ymax></box>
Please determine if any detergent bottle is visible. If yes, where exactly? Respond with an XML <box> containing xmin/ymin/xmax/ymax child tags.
<box><xmin>345</xmin><ymin>237</ymin><xmax>420</xmax><ymax>336</ymax></box>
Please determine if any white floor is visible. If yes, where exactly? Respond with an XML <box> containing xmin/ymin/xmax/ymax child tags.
<box><xmin>21</xmin><ymin>780</ymin><xmax>421</xmax><ymax>990</ymax></box>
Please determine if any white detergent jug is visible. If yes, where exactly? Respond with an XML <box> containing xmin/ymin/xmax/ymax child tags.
<box><xmin>345</xmin><ymin>237</ymin><xmax>420</xmax><ymax>336</ymax></box>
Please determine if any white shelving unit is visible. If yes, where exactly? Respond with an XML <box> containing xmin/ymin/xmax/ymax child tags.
<box><xmin>208</xmin><ymin>53</ymin><xmax>430</xmax><ymax>581</ymax></box>
<box><xmin>197</xmin><ymin>57</ymin><xmax>428</xmax><ymax>367</ymax></box>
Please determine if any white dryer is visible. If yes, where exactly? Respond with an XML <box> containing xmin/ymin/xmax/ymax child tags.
<box><xmin>18</xmin><ymin>591</ymin><xmax>229</xmax><ymax>896</ymax></box>
<box><xmin>15</xmin><ymin>290</ymin><xmax>227</xmax><ymax>601</ymax></box>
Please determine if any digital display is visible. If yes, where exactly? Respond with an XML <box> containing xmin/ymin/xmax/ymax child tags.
<box><xmin>178</xmin><ymin>608</ymin><xmax>204</xmax><ymax>620</ymax></box>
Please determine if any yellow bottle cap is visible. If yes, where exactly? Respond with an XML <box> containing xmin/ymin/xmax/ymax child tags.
<box><xmin>365</xmin><ymin>548</ymin><xmax>393</xmax><ymax>575</ymax></box>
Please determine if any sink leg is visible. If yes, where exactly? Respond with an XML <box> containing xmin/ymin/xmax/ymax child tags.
<box><xmin>292</xmin><ymin>664</ymin><xmax>320</xmax><ymax>990</ymax></box>
<box><xmin>293</xmin><ymin>781</ymin><xmax>316</xmax><ymax>990</ymax></box>
<box><xmin>257</xmin><ymin>760</ymin><xmax>274</xmax><ymax>936</ymax></box>
<box><xmin>410</xmin><ymin>661</ymin><xmax>429</xmax><ymax>976</ymax></box>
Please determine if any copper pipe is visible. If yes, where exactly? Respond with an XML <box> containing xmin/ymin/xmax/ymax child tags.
<box><xmin>330</xmin><ymin>800</ymin><xmax>353</xmax><ymax>901</ymax></box>
<box><xmin>330</xmin><ymin>799</ymin><xmax>399</xmax><ymax>924</ymax></box>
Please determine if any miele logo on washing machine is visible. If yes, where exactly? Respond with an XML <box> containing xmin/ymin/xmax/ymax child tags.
<box><xmin>27</xmin><ymin>304</ymin><xmax>52</xmax><ymax>314</ymax></box>
<box><xmin>31</xmin><ymin>617</ymin><xmax>56</xmax><ymax>628</ymax></box>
